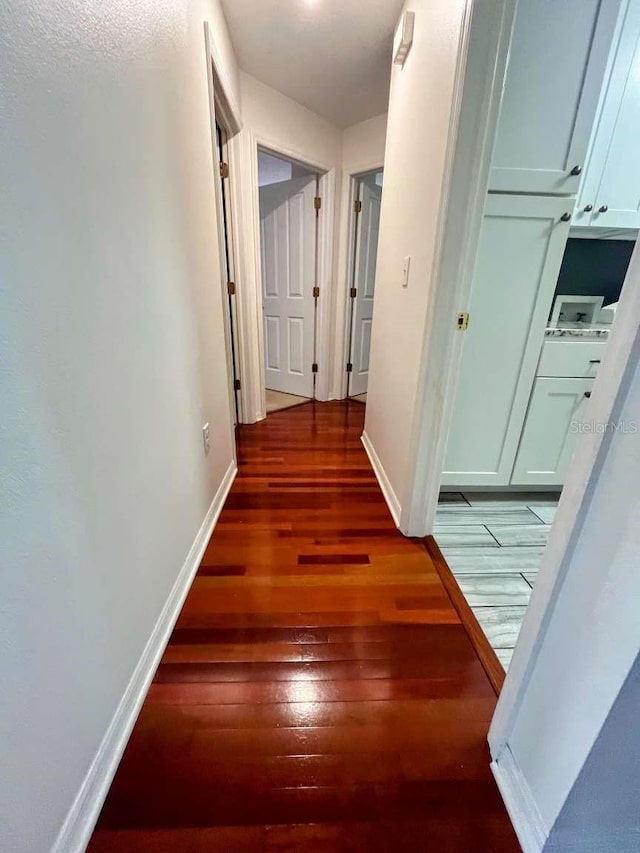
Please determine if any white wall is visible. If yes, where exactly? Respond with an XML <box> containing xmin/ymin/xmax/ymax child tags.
<box><xmin>544</xmin><ymin>653</ymin><xmax>640</xmax><ymax>852</ymax></box>
<box><xmin>240</xmin><ymin>71</ymin><xmax>343</xmax><ymax>169</ymax></box>
<box><xmin>363</xmin><ymin>0</ymin><xmax>467</xmax><ymax>515</ymax></box>
<box><xmin>342</xmin><ymin>112</ymin><xmax>388</xmax><ymax>172</ymax></box>
<box><xmin>488</xmin><ymin>243</ymin><xmax>640</xmax><ymax>851</ymax></box>
<box><xmin>504</xmin><ymin>296</ymin><xmax>640</xmax><ymax>843</ymax></box>
<box><xmin>0</xmin><ymin>0</ymin><xmax>237</xmax><ymax>850</ymax></box>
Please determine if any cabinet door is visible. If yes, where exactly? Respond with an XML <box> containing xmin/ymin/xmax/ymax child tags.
<box><xmin>512</xmin><ymin>378</ymin><xmax>594</xmax><ymax>485</ymax></box>
<box><xmin>442</xmin><ymin>195</ymin><xmax>572</xmax><ymax>487</ymax></box>
<box><xmin>490</xmin><ymin>0</ymin><xmax>621</xmax><ymax>194</ymax></box>
<box><xmin>592</xmin><ymin>4</ymin><xmax>640</xmax><ymax>227</ymax></box>
<box><xmin>575</xmin><ymin>0</ymin><xmax>640</xmax><ymax>227</ymax></box>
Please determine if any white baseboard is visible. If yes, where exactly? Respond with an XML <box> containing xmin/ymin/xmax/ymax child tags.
<box><xmin>491</xmin><ymin>748</ymin><xmax>548</xmax><ymax>853</ymax></box>
<box><xmin>361</xmin><ymin>431</ymin><xmax>401</xmax><ymax>527</ymax></box>
<box><xmin>51</xmin><ymin>459</ymin><xmax>237</xmax><ymax>853</ymax></box>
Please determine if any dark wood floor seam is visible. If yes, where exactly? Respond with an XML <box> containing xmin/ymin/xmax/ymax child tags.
<box><xmin>424</xmin><ymin>535</ymin><xmax>506</xmax><ymax>695</ymax></box>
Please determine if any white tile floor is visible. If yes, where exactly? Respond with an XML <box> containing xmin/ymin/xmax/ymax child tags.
<box><xmin>436</xmin><ymin>491</ymin><xmax>560</xmax><ymax>671</ymax></box>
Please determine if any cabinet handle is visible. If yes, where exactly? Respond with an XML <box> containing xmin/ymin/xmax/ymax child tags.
<box><xmin>584</xmin><ymin>391</ymin><xmax>592</xmax><ymax>398</ymax></box>
<box><xmin>598</xmin><ymin>204</ymin><xmax>609</xmax><ymax>213</ymax></box>
<box><xmin>570</xmin><ymin>165</ymin><xmax>582</xmax><ymax>176</ymax></box>
<box><xmin>583</xmin><ymin>204</ymin><xmax>593</xmax><ymax>212</ymax></box>
<box><xmin>560</xmin><ymin>212</ymin><xmax>572</xmax><ymax>222</ymax></box>
<box><xmin>589</xmin><ymin>359</ymin><xmax>601</xmax><ymax>364</ymax></box>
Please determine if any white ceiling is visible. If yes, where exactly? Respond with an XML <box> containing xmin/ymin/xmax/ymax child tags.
<box><xmin>220</xmin><ymin>0</ymin><xmax>404</xmax><ymax>128</ymax></box>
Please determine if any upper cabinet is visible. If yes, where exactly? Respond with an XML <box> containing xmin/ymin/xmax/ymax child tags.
<box><xmin>489</xmin><ymin>0</ymin><xmax>622</xmax><ymax>195</ymax></box>
<box><xmin>574</xmin><ymin>0</ymin><xmax>640</xmax><ymax>228</ymax></box>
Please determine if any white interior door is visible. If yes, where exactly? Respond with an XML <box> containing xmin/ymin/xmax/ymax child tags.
<box><xmin>350</xmin><ymin>175</ymin><xmax>382</xmax><ymax>397</ymax></box>
<box><xmin>260</xmin><ymin>176</ymin><xmax>316</xmax><ymax>397</ymax></box>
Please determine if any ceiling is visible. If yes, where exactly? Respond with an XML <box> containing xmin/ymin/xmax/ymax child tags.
<box><xmin>220</xmin><ymin>0</ymin><xmax>404</xmax><ymax>128</ymax></box>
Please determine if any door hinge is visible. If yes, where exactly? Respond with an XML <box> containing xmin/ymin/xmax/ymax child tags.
<box><xmin>219</xmin><ymin>161</ymin><xmax>229</xmax><ymax>179</ymax></box>
<box><xmin>456</xmin><ymin>312</ymin><xmax>470</xmax><ymax>331</ymax></box>
<box><xmin>312</xmin><ymin>363</ymin><xmax>319</xmax><ymax>374</ymax></box>
<box><xmin>314</xmin><ymin>196</ymin><xmax>322</xmax><ymax>211</ymax></box>
<box><xmin>227</xmin><ymin>281</ymin><xmax>236</xmax><ymax>295</ymax></box>
<box><xmin>346</xmin><ymin>363</ymin><xmax>353</xmax><ymax>373</ymax></box>
<box><xmin>312</xmin><ymin>285</ymin><xmax>320</xmax><ymax>298</ymax></box>
<box><xmin>353</xmin><ymin>199</ymin><xmax>362</xmax><ymax>214</ymax></box>
<box><xmin>233</xmin><ymin>378</ymin><xmax>241</xmax><ymax>391</ymax></box>
<box><xmin>350</xmin><ymin>287</ymin><xmax>357</xmax><ymax>299</ymax></box>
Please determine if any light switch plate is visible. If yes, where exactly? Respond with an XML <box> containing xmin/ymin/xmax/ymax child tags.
<box><xmin>402</xmin><ymin>256</ymin><xmax>411</xmax><ymax>288</ymax></box>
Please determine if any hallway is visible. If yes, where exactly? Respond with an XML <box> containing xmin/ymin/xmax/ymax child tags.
<box><xmin>88</xmin><ymin>402</ymin><xmax>519</xmax><ymax>851</ymax></box>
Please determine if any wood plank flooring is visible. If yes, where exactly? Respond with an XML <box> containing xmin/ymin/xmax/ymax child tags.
<box><xmin>88</xmin><ymin>401</ymin><xmax>519</xmax><ymax>852</ymax></box>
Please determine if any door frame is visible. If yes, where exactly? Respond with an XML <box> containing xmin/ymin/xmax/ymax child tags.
<box><xmin>398</xmin><ymin>0</ymin><xmax>517</xmax><ymax>535</ymax></box>
<box><xmin>214</xmin><ymin>122</ymin><xmax>242</xmax><ymax>423</ymax></box>
<box><xmin>204</xmin><ymin>21</ymin><xmax>246</xmax><ymax>426</ymax></box>
<box><xmin>334</xmin><ymin>162</ymin><xmax>385</xmax><ymax>401</ymax></box>
<box><xmin>232</xmin><ymin>132</ymin><xmax>337</xmax><ymax>421</ymax></box>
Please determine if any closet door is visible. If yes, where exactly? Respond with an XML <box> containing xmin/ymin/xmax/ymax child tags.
<box><xmin>490</xmin><ymin>0</ymin><xmax>621</xmax><ymax>194</ymax></box>
<box><xmin>442</xmin><ymin>195</ymin><xmax>572</xmax><ymax>487</ymax></box>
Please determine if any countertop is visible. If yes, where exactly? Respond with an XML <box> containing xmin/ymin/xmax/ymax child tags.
<box><xmin>545</xmin><ymin>323</ymin><xmax>611</xmax><ymax>341</ymax></box>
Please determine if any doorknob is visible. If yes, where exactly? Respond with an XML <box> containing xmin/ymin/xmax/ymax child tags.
<box><xmin>570</xmin><ymin>165</ymin><xmax>582</xmax><ymax>176</ymax></box>
<box><xmin>598</xmin><ymin>204</ymin><xmax>609</xmax><ymax>213</ymax></box>
<box><xmin>560</xmin><ymin>212</ymin><xmax>572</xmax><ymax>222</ymax></box>
<box><xmin>583</xmin><ymin>204</ymin><xmax>593</xmax><ymax>212</ymax></box>
<box><xmin>584</xmin><ymin>391</ymin><xmax>592</xmax><ymax>398</ymax></box>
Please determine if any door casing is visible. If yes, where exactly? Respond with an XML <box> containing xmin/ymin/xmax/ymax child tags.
<box><xmin>228</xmin><ymin>133</ymin><xmax>336</xmax><ymax>422</ymax></box>
<box><xmin>347</xmin><ymin>172</ymin><xmax>382</xmax><ymax>398</ymax></box>
<box><xmin>335</xmin><ymin>165</ymin><xmax>385</xmax><ymax>401</ymax></box>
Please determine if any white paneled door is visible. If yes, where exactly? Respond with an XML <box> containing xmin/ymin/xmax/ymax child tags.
<box><xmin>260</xmin><ymin>176</ymin><xmax>317</xmax><ymax>397</ymax></box>
<box><xmin>349</xmin><ymin>175</ymin><xmax>382</xmax><ymax>397</ymax></box>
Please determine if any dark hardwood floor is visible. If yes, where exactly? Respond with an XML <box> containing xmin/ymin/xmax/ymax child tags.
<box><xmin>88</xmin><ymin>401</ymin><xmax>519</xmax><ymax>852</ymax></box>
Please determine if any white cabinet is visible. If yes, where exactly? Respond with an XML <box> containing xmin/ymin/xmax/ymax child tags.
<box><xmin>490</xmin><ymin>0</ymin><xmax>621</xmax><ymax>195</ymax></box>
<box><xmin>574</xmin><ymin>0</ymin><xmax>640</xmax><ymax>228</ymax></box>
<box><xmin>512</xmin><ymin>378</ymin><xmax>594</xmax><ymax>485</ymax></box>
<box><xmin>442</xmin><ymin>195</ymin><xmax>572</xmax><ymax>487</ymax></box>
<box><xmin>537</xmin><ymin>339</ymin><xmax>607</xmax><ymax>377</ymax></box>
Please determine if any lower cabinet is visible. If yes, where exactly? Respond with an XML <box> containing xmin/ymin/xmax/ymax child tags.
<box><xmin>511</xmin><ymin>377</ymin><xmax>594</xmax><ymax>485</ymax></box>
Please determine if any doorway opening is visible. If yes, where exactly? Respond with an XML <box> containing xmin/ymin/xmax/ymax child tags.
<box><xmin>427</xmin><ymin>0</ymin><xmax>637</xmax><ymax>677</ymax></box>
<box><xmin>346</xmin><ymin>170</ymin><xmax>383</xmax><ymax>405</ymax></box>
<box><xmin>257</xmin><ymin>149</ymin><xmax>321</xmax><ymax>415</ymax></box>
